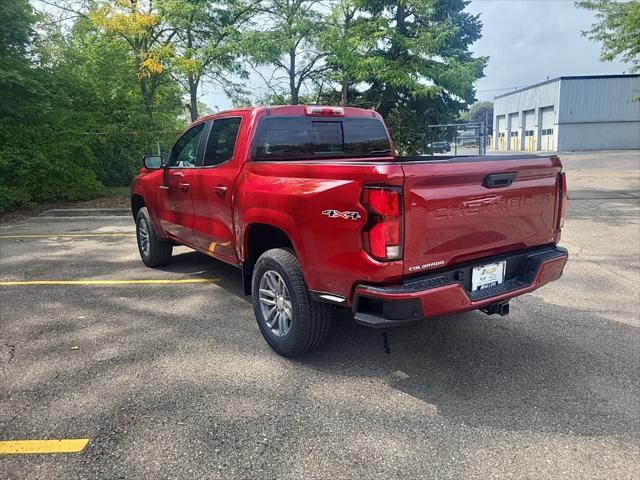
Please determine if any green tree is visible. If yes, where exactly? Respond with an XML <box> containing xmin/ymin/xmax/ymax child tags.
<box><xmin>320</xmin><ymin>0</ymin><xmax>382</xmax><ymax>105</ymax></box>
<box><xmin>361</xmin><ymin>0</ymin><xmax>485</xmax><ymax>118</ymax></box>
<box><xmin>318</xmin><ymin>0</ymin><xmax>486</xmax><ymax>153</ymax></box>
<box><xmin>160</xmin><ymin>0</ymin><xmax>256</xmax><ymax>121</ymax></box>
<box><xmin>90</xmin><ymin>0</ymin><xmax>177</xmax><ymax>122</ymax></box>
<box><xmin>467</xmin><ymin>100</ymin><xmax>493</xmax><ymax>133</ymax></box>
<box><xmin>245</xmin><ymin>0</ymin><xmax>328</xmax><ymax>104</ymax></box>
<box><xmin>0</xmin><ymin>0</ymin><xmax>37</xmax><ymax>121</ymax></box>
<box><xmin>57</xmin><ymin>14</ymin><xmax>184</xmax><ymax>185</ymax></box>
<box><xmin>0</xmin><ymin>0</ymin><xmax>106</xmax><ymax>212</ymax></box>
<box><xmin>0</xmin><ymin>0</ymin><xmax>187</xmax><ymax>213</ymax></box>
<box><xmin>577</xmin><ymin>0</ymin><xmax>640</xmax><ymax>73</ymax></box>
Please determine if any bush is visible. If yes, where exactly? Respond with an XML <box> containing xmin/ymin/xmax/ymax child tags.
<box><xmin>0</xmin><ymin>126</ymin><xmax>106</xmax><ymax>212</ymax></box>
<box><xmin>0</xmin><ymin>185</ymin><xmax>31</xmax><ymax>213</ymax></box>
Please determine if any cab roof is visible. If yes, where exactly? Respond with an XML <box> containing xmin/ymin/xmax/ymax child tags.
<box><xmin>195</xmin><ymin>105</ymin><xmax>381</xmax><ymax>125</ymax></box>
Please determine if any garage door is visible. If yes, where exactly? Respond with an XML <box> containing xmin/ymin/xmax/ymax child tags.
<box><xmin>540</xmin><ymin>106</ymin><xmax>555</xmax><ymax>151</ymax></box>
<box><xmin>508</xmin><ymin>113</ymin><xmax>519</xmax><ymax>151</ymax></box>
<box><xmin>496</xmin><ymin>115</ymin><xmax>506</xmax><ymax>151</ymax></box>
<box><xmin>523</xmin><ymin>110</ymin><xmax>535</xmax><ymax>151</ymax></box>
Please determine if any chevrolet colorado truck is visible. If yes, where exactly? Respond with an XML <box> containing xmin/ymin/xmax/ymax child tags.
<box><xmin>131</xmin><ymin>105</ymin><xmax>568</xmax><ymax>357</ymax></box>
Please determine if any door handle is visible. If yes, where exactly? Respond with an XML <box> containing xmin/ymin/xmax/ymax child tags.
<box><xmin>172</xmin><ymin>171</ymin><xmax>185</xmax><ymax>177</ymax></box>
<box><xmin>178</xmin><ymin>182</ymin><xmax>190</xmax><ymax>192</ymax></box>
<box><xmin>159</xmin><ymin>185</ymin><xmax>170</xmax><ymax>190</ymax></box>
<box><xmin>483</xmin><ymin>172</ymin><xmax>517</xmax><ymax>188</ymax></box>
<box><xmin>212</xmin><ymin>185</ymin><xmax>227</xmax><ymax>197</ymax></box>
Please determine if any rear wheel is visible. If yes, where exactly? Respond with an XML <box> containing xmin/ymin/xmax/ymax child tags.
<box><xmin>252</xmin><ymin>248</ymin><xmax>331</xmax><ymax>357</ymax></box>
<box><xmin>136</xmin><ymin>207</ymin><xmax>173</xmax><ymax>267</ymax></box>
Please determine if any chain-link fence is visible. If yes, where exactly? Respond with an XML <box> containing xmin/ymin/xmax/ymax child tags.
<box><xmin>82</xmin><ymin>131</ymin><xmax>181</xmax><ymax>188</ymax></box>
<box><xmin>79</xmin><ymin>124</ymin><xmax>488</xmax><ymax>190</ymax></box>
<box><xmin>424</xmin><ymin>123</ymin><xmax>487</xmax><ymax>156</ymax></box>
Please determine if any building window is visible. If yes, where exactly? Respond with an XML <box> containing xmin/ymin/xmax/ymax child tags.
<box><xmin>541</xmin><ymin>128</ymin><xmax>554</xmax><ymax>136</ymax></box>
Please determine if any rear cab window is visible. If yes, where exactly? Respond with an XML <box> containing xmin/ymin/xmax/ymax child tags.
<box><xmin>202</xmin><ymin>117</ymin><xmax>242</xmax><ymax>167</ymax></box>
<box><xmin>254</xmin><ymin>117</ymin><xmax>391</xmax><ymax>160</ymax></box>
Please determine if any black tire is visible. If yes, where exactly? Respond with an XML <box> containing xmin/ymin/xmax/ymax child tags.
<box><xmin>252</xmin><ymin>248</ymin><xmax>331</xmax><ymax>357</ymax></box>
<box><xmin>136</xmin><ymin>207</ymin><xmax>173</xmax><ymax>267</ymax></box>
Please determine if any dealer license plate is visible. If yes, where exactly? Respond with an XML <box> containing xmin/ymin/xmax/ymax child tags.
<box><xmin>471</xmin><ymin>261</ymin><xmax>506</xmax><ymax>292</ymax></box>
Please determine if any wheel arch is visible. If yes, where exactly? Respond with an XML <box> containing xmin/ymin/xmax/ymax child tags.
<box><xmin>242</xmin><ymin>223</ymin><xmax>297</xmax><ymax>295</ymax></box>
<box><xmin>131</xmin><ymin>194</ymin><xmax>145</xmax><ymax>219</ymax></box>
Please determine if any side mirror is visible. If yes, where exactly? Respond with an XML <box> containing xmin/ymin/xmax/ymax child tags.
<box><xmin>143</xmin><ymin>155</ymin><xmax>162</xmax><ymax>170</ymax></box>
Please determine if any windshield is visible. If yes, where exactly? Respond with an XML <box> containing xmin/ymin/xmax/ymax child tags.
<box><xmin>254</xmin><ymin>117</ymin><xmax>391</xmax><ymax>160</ymax></box>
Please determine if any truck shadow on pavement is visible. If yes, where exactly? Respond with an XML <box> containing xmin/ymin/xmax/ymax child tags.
<box><xmin>163</xmin><ymin>248</ymin><xmax>639</xmax><ymax>439</ymax></box>
<box><xmin>14</xmin><ymin>286</ymin><xmax>636</xmax><ymax>447</ymax></box>
<box><xmin>302</xmin><ymin>298</ymin><xmax>640</xmax><ymax>439</ymax></box>
<box><xmin>156</xmin><ymin>249</ymin><xmax>249</xmax><ymax>300</ymax></box>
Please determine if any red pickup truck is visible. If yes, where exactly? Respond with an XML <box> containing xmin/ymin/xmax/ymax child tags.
<box><xmin>131</xmin><ymin>105</ymin><xmax>568</xmax><ymax>356</ymax></box>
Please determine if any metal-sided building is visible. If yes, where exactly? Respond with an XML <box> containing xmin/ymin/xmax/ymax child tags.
<box><xmin>491</xmin><ymin>74</ymin><xmax>640</xmax><ymax>152</ymax></box>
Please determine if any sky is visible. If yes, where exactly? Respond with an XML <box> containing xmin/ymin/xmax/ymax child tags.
<box><xmin>202</xmin><ymin>0</ymin><xmax>632</xmax><ymax>110</ymax></box>
<box><xmin>466</xmin><ymin>0</ymin><xmax>630</xmax><ymax>101</ymax></box>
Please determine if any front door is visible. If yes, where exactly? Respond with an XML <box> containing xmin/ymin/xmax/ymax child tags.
<box><xmin>191</xmin><ymin>117</ymin><xmax>243</xmax><ymax>264</ymax></box>
<box><xmin>157</xmin><ymin>122</ymin><xmax>206</xmax><ymax>245</ymax></box>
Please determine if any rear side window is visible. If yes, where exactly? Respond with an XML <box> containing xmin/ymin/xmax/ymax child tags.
<box><xmin>203</xmin><ymin>117</ymin><xmax>241</xmax><ymax>166</ymax></box>
<box><xmin>254</xmin><ymin>117</ymin><xmax>391</xmax><ymax>160</ymax></box>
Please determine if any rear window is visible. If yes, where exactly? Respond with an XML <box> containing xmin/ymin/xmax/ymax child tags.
<box><xmin>254</xmin><ymin>117</ymin><xmax>391</xmax><ymax>160</ymax></box>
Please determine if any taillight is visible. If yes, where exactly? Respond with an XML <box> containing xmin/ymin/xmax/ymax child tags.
<box><xmin>558</xmin><ymin>172</ymin><xmax>567</xmax><ymax>228</ymax></box>
<box><xmin>361</xmin><ymin>186</ymin><xmax>403</xmax><ymax>261</ymax></box>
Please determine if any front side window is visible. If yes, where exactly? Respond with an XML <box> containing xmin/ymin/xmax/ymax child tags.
<box><xmin>203</xmin><ymin>117</ymin><xmax>242</xmax><ymax>167</ymax></box>
<box><xmin>167</xmin><ymin>123</ymin><xmax>205</xmax><ymax>167</ymax></box>
<box><xmin>254</xmin><ymin>117</ymin><xmax>391</xmax><ymax>160</ymax></box>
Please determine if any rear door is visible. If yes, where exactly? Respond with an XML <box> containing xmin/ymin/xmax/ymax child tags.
<box><xmin>190</xmin><ymin>116</ymin><xmax>243</xmax><ymax>264</ymax></box>
<box><xmin>157</xmin><ymin>122</ymin><xmax>206</xmax><ymax>245</ymax></box>
<box><xmin>401</xmin><ymin>156</ymin><xmax>562</xmax><ymax>275</ymax></box>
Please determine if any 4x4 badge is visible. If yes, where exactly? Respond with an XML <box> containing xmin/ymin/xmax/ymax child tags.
<box><xmin>322</xmin><ymin>209</ymin><xmax>361</xmax><ymax>220</ymax></box>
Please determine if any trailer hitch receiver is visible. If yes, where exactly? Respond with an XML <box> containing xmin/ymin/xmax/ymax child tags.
<box><xmin>481</xmin><ymin>301</ymin><xmax>510</xmax><ymax>316</ymax></box>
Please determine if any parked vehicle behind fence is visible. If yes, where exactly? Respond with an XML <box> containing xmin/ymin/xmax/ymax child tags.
<box><xmin>427</xmin><ymin>141</ymin><xmax>451</xmax><ymax>153</ymax></box>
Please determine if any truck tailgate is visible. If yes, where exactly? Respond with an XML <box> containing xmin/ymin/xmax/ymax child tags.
<box><xmin>401</xmin><ymin>155</ymin><xmax>562</xmax><ymax>275</ymax></box>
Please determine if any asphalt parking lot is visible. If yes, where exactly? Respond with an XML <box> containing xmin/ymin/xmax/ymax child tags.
<box><xmin>1</xmin><ymin>151</ymin><xmax>639</xmax><ymax>479</ymax></box>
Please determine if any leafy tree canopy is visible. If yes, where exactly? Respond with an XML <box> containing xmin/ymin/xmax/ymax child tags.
<box><xmin>1</xmin><ymin>0</ymin><xmax>488</xmax><ymax>212</ymax></box>
<box><xmin>577</xmin><ymin>0</ymin><xmax>640</xmax><ymax>73</ymax></box>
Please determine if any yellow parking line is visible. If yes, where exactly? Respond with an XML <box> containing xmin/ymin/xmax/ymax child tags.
<box><xmin>0</xmin><ymin>233</ymin><xmax>133</xmax><ymax>239</ymax></box>
<box><xmin>0</xmin><ymin>438</ymin><xmax>89</xmax><ymax>454</ymax></box>
<box><xmin>0</xmin><ymin>279</ymin><xmax>218</xmax><ymax>286</ymax></box>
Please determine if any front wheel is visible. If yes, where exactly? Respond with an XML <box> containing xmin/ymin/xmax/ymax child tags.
<box><xmin>252</xmin><ymin>248</ymin><xmax>331</xmax><ymax>357</ymax></box>
<box><xmin>136</xmin><ymin>207</ymin><xmax>173</xmax><ymax>267</ymax></box>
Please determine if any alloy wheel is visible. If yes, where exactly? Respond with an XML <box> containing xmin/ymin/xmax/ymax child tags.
<box><xmin>258</xmin><ymin>270</ymin><xmax>293</xmax><ymax>337</ymax></box>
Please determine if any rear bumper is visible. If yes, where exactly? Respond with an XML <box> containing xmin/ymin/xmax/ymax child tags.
<box><xmin>352</xmin><ymin>245</ymin><xmax>568</xmax><ymax>328</ymax></box>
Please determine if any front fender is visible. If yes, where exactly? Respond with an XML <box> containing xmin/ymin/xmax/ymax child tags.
<box><xmin>131</xmin><ymin>172</ymin><xmax>166</xmax><ymax>238</ymax></box>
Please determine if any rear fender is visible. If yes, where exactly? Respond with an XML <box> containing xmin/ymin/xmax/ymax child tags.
<box><xmin>240</xmin><ymin>208</ymin><xmax>306</xmax><ymax>271</ymax></box>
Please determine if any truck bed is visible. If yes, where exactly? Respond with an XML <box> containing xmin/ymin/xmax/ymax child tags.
<box><xmin>396</xmin><ymin>154</ymin><xmax>553</xmax><ymax>163</ymax></box>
